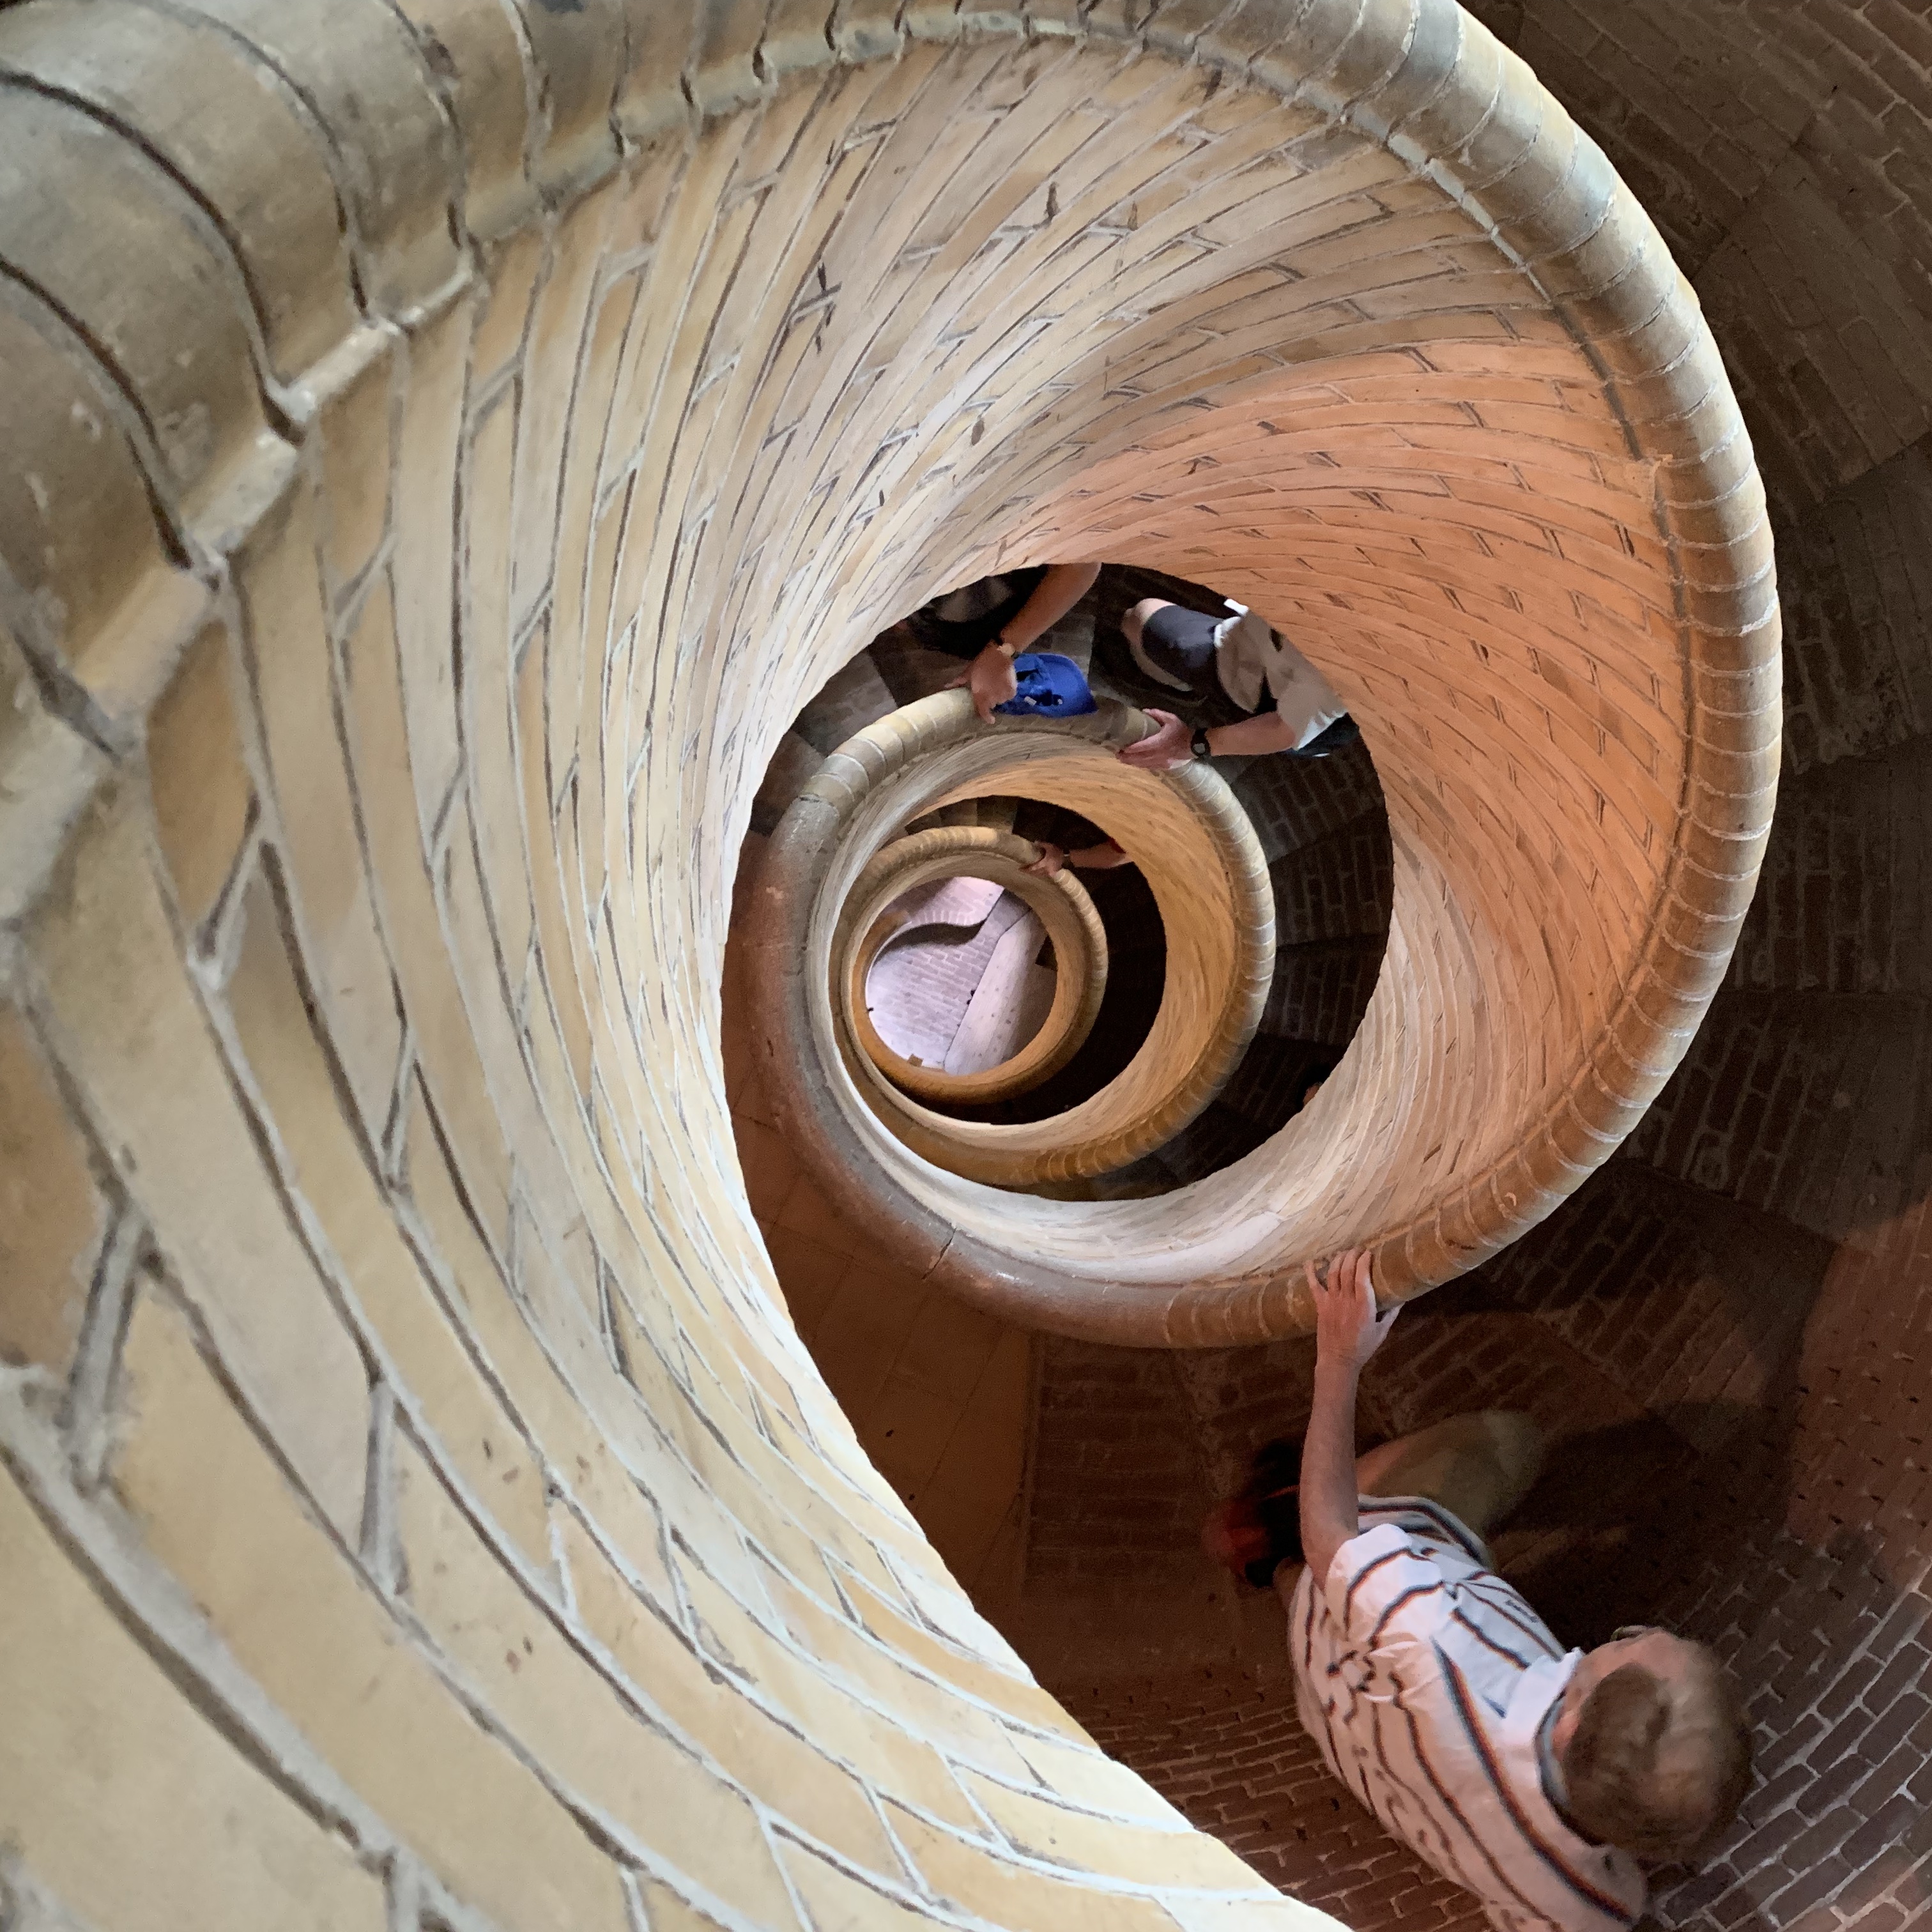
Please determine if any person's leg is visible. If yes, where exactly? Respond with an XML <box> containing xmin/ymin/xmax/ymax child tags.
<box><xmin>1353</xmin><ymin>1411</ymin><xmax>1544</xmax><ymax>1540</ymax></box>
<box><xmin>1204</xmin><ymin>1410</ymin><xmax>1541</xmax><ymax>1592</ymax></box>
<box><xmin>1131</xmin><ymin>602</ymin><xmax>1239</xmax><ymax>708</ymax></box>
<box><xmin>1122</xmin><ymin>597</ymin><xmax>1172</xmax><ymax>649</ymax></box>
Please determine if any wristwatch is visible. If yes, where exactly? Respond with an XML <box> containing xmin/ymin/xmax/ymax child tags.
<box><xmin>1190</xmin><ymin>725</ymin><xmax>1214</xmax><ymax>760</ymax></box>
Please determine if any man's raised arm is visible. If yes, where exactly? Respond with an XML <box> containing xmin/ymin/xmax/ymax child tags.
<box><xmin>1297</xmin><ymin>1249</ymin><xmax>1400</xmax><ymax>1591</ymax></box>
<box><xmin>958</xmin><ymin>562</ymin><xmax>1101</xmax><ymax>722</ymax></box>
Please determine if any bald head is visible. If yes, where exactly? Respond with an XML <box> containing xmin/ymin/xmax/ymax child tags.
<box><xmin>1554</xmin><ymin>1630</ymin><xmax>1752</xmax><ymax>1862</ymax></box>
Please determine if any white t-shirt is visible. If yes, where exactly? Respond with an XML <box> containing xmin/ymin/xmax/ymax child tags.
<box><xmin>1216</xmin><ymin>605</ymin><xmax>1348</xmax><ymax>745</ymax></box>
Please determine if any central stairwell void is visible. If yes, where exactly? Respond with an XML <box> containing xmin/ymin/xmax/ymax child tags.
<box><xmin>751</xmin><ymin>567</ymin><xmax>1395</xmax><ymax>1200</ymax></box>
<box><xmin>864</xmin><ymin>873</ymin><xmax>1058</xmax><ymax>1080</ymax></box>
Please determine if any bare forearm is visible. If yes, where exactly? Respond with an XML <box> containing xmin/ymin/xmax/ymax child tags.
<box><xmin>1299</xmin><ymin>1364</ymin><xmax>1363</xmax><ymax>1590</ymax></box>
<box><xmin>1000</xmin><ymin>562</ymin><xmax>1100</xmax><ymax>650</ymax></box>
<box><xmin>1204</xmin><ymin>710</ymin><xmax>1298</xmax><ymax>758</ymax></box>
<box><xmin>1070</xmin><ymin>839</ymin><xmax>1130</xmax><ymax>870</ymax></box>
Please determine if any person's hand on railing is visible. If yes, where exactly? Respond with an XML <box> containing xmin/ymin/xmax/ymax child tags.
<box><xmin>1310</xmin><ymin>1248</ymin><xmax>1399</xmax><ymax>1381</ymax></box>
<box><xmin>944</xmin><ymin>639</ymin><xmax>1020</xmax><ymax>721</ymax></box>
<box><xmin>1116</xmin><ymin>707</ymin><xmax>1192</xmax><ymax>770</ymax></box>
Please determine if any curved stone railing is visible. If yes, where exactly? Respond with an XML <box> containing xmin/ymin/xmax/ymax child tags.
<box><xmin>742</xmin><ymin>13</ymin><xmax>1779</xmax><ymax>1345</ymax></box>
<box><xmin>0</xmin><ymin>0</ymin><xmax>1774</xmax><ymax>1925</ymax></box>
<box><xmin>753</xmin><ymin>689</ymin><xmax>1274</xmax><ymax>1187</ymax></box>
<box><xmin>841</xmin><ymin>824</ymin><xmax>1110</xmax><ymax>1111</ymax></box>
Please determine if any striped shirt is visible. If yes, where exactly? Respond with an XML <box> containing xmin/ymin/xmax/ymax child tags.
<box><xmin>1289</xmin><ymin>1498</ymin><xmax>1647</xmax><ymax>1932</ymax></box>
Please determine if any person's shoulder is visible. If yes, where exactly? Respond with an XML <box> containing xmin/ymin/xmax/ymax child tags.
<box><xmin>1315</xmin><ymin>1516</ymin><xmax>1458</xmax><ymax>1651</ymax></box>
<box><xmin>1359</xmin><ymin>1495</ymin><xmax>1492</xmax><ymax>1566</ymax></box>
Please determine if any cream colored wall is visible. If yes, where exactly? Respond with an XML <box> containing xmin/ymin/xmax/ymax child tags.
<box><xmin>0</xmin><ymin>4</ymin><xmax>1360</xmax><ymax>1929</ymax></box>
<box><xmin>726</xmin><ymin>834</ymin><xmax>1035</xmax><ymax>1604</ymax></box>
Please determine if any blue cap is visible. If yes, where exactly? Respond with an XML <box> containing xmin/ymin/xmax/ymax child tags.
<box><xmin>993</xmin><ymin>652</ymin><xmax>1098</xmax><ymax>718</ymax></box>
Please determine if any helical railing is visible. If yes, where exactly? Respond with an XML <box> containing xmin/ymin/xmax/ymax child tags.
<box><xmin>732</xmin><ymin>15</ymin><xmax>1783</xmax><ymax>1349</ymax></box>
<box><xmin>750</xmin><ymin>689</ymin><xmax>1275</xmax><ymax>1187</ymax></box>
<box><xmin>841</xmin><ymin>824</ymin><xmax>1110</xmax><ymax>1111</ymax></box>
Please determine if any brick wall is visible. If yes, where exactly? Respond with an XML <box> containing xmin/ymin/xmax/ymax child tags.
<box><xmin>1266</xmin><ymin>808</ymin><xmax>1393</xmax><ymax>949</ymax></box>
<box><xmin>1</xmin><ymin>7</ymin><xmax>1399</xmax><ymax>1929</ymax></box>
<box><xmin>732</xmin><ymin>0</ymin><xmax>1780</xmax><ymax>1338</ymax></box>
<box><xmin>963</xmin><ymin>4</ymin><xmax>1926</xmax><ymax>1928</ymax></box>
<box><xmin>724</xmin><ymin>835</ymin><xmax>1036</xmax><ymax>1607</ymax></box>
<box><xmin>1776</xmin><ymin>441</ymin><xmax>1932</xmax><ymax>774</ymax></box>
<box><xmin>1027</xmin><ymin>1341</ymin><xmax>1216</xmax><ymax>1602</ymax></box>
<box><xmin>1015</xmin><ymin>1164</ymin><xmax>1932</xmax><ymax>1929</ymax></box>
<box><xmin>1452</xmin><ymin>15</ymin><xmax>1932</xmax><ymax>1909</ymax></box>
<box><xmin>1020</xmin><ymin>9</ymin><xmax>1931</xmax><ymax>1913</ymax></box>
<box><xmin>1471</xmin><ymin>0</ymin><xmax>1932</xmax><ymax>512</ymax></box>
<box><xmin>1070</xmin><ymin>1669</ymin><xmax>1489</xmax><ymax>1929</ymax></box>
<box><xmin>1618</xmin><ymin>989</ymin><xmax>1929</xmax><ymax>1241</ymax></box>
<box><xmin>16</xmin><ymin>2</ymin><xmax>1919</xmax><ymax>1931</ymax></box>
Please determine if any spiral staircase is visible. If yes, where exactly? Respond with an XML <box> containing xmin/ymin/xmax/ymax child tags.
<box><xmin>0</xmin><ymin>4</ymin><xmax>1924</xmax><ymax>1932</ymax></box>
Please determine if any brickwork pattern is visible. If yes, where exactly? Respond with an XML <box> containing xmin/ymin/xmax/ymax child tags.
<box><xmin>1729</xmin><ymin>737</ymin><xmax>1932</xmax><ymax>997</ymax></box>
<box><xmin>20</xmin><ymin>4</ymin><xmax>1905</xmax><ymax>1932</ymax></box>
<box><xmin>0</xmin><ymin>6</ymin><xmax>1396</xmax><ymax>1930</ymax></box>
<box><xmin>1775</xmin><ymin>441</ymin><xmax>1932</xmax><ymax>776</ymax></box>
<box><xmin>979</xmin><ymin>8</ymin><xmax>1932</xmax><ymax>1917</ymax></box>
<box><xmin>1232</xmin><ymin>742</ymin><xmax>1392</xmax><ymax>871</ymax></box>
<box><xmin>865</xmin><ymin>877</ymin><xmax>1020</xmax><ymax>1066</ymax></box>
<box><xmin>1469</xmin><ymin>0</ymin><xmax>1932</xmax><ymax>512</ymax></box>
<box><xmin>1070</xmin><ymin>1670</ymin><xmax>1489</xmax><ymax>1930</ymax></box>
<box><xmin>724</xmin><ymin>837</ymin><xmax>1036</xmax><ymax>1610</ymax></box>
<box><xmin>754</xmin><ymin>691</ymin><xmax>1277</xmax><ymax>1197</ymax></box>
<box><xmin>734</xmin><ymin>0</ymin><xmax>1779</xmax><ymax>1347</ymax></box>
<box><xmin>748</xmin><ymin>576</ymin><xmax>1397</xmax><ymax>1195</ymax></box>
<box><xmin>841</xmin><ymin>827</ymin><xmax>1108</xmax><ymax>1111</ymax></box>
<box><xmin>1259</xmin><ymin>943</ymin><xmax>1388</xmax><ymax>1053</ymax></box>
<box><xmin>1618</xmin><ymin>989</ymin><xmax>1929</xmax><ymax>1242</ymax></box>
<box><xmin>1265</xmin><ymin>813</ymin><xmax>1394</xmax><ymax>950</ymax></box>
<box><xmin>779</xmin><ymin>3</ymin><xmax>1922</xmax><ymax>1926</ymax></box>
<box><xmin>1015</xmin><ymin>1163</ymin><xmax>1932</xmax><ymax>1929</ymax></box>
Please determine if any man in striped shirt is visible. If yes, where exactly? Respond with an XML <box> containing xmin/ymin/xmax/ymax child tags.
<box><xmin>1208</xmin><ymin>1252</ymin><xmax>1752</xmax><ymax>1931</ymax></box>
